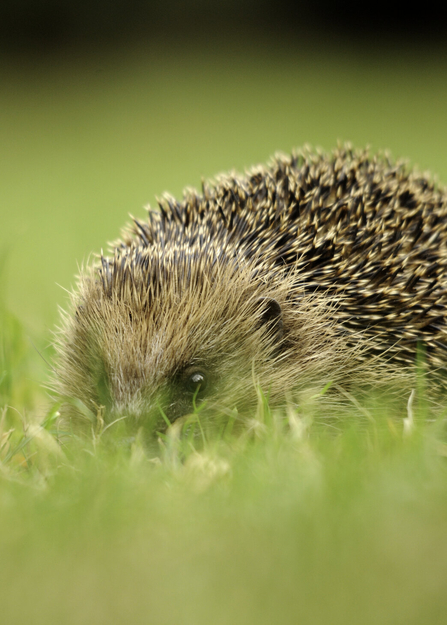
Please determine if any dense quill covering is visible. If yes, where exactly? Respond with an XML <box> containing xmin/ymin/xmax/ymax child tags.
<box><xmin>55</xmin><ymin>145</ymin><xmax>447</xmax><ymax>434</ymax></box>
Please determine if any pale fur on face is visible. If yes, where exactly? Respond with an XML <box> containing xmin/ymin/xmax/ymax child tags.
<box><xmin>54</xmin><ymin>240</ymin><xmax>379</xmax><ymax>434</ymax></box>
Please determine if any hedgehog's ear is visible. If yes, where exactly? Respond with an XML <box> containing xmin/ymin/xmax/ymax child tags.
<box><xmin>256</xmin><ymin>297</ymin><xmax>284</xmax><ymax>345</ymax></box>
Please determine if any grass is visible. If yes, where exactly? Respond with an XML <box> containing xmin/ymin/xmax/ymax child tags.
<box><xmin>2</xmin><ymin>40</ymin><xmax>447</xmax><ymax>623</ymax></box>
<box><xmin>1</xmin><ymin>300</ymin><xmax>447</xmax><ymax>625</ymax></box>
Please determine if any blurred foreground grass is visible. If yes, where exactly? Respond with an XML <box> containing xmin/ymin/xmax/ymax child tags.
<box><xmin>2</xmin><ymin>299</ymin><xmax>447</xmax><ymax>625</ymax></box>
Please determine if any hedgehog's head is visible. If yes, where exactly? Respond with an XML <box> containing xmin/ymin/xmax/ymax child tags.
<box><xmin>54</xmin><ymin>241</ymin><xmax>355</xmax><ymax>440</ymax></box>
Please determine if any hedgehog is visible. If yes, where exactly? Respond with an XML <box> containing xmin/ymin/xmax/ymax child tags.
<box><xmin>54</xmin><ymin>145</ymin><xmax>447</xmax><ymax>437</ymax></box>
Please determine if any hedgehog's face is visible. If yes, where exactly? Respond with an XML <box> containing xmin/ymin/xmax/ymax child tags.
<box><xmin>56</xmin><ymin>247</ymin><xmax>294</xmax><ymax>438</ymax></box>
<box><xmin>56</xmin><ymin>245</ymin><xmax>355</xmax><ymax>440</ymax></box>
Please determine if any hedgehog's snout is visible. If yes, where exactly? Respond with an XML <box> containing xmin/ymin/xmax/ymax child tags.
<box><xmin>104</xmin><ymin>359</ymin><xmax>214</xmax><ymax>432</ymax></box>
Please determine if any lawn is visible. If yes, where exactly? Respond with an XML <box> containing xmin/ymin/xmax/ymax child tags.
<box><xmin>1</xmin><ymin>39</ymin><xmax>447</xmax><ymax>623</ymax></box>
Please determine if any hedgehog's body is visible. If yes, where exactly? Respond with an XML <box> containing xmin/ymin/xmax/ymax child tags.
<box><xmin>55</xmin><ymin>146</ymin><xmax>447</xmax><ymax>434</ymax></box>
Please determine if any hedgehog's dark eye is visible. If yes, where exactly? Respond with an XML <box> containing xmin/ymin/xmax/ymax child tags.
<box><xmin>182</xmin><ymin>368</ymin><xmax>208</xmax><ymax>395</ymax></box>
<box><xmin>186</xmin><ymin>371</ymin><xmax>207</xmax><ymax>394</ymax></box>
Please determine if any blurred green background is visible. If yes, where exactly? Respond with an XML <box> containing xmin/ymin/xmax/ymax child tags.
<box><xmin>1</xmin><ymin>1</ymin><xmax>447</xmax><ymax>352</ymax></box>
